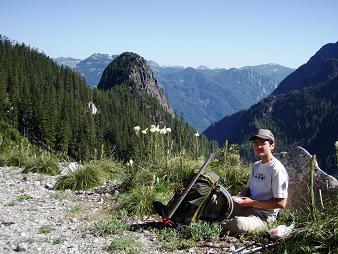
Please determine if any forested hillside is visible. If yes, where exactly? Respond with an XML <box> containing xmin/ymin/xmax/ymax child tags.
<box><xmin>0</xmin><ymin>36</ymin><xmax>214</xmax><ymax>162</ymax></box>
<box><xmin>204</xmin><ymin>42</ymin><xmax>338</xmax><ymax>172</ymax></box>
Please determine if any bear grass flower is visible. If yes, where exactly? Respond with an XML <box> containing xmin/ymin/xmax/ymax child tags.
<box><xmin>126</xmin><ymin>159</ymin><xmax>133</xmax><ymax>166</ymax></box>
<box><xmin>134</xmin><ymin>126</ymin><xmax>141</xmax><ymax>136</ymax></box>
<box><xmin>150</xmin><ymin>125</ymin><xmax>161</xmax><ymax>133</ymax></box>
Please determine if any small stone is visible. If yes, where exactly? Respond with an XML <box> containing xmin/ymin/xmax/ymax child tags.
<box><xmin>13</xmin><ymin>243</ymin><xmax>28</xmax><ymax>252</ymax></box>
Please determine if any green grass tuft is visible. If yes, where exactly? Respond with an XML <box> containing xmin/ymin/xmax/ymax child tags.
<box><xmin>90</xmin><ymin>219</ymin><xmax>129</xmax><ymax>236</ymax></box>
<box><xmin>152</xmin><ymin>227</ymin><xmax>195</xmax><ymax>251</ymax></box>
<box><xmin>23</xmin><ymin>152</ymin><xmax>60</xmax><ymax>175</ymax></box>
<box><xmin>54</xmin><ymin>164</ymin><xmax>104</xmax><ymax>190</ymax></box>
<box><xmin>275</xmin><ymin>199</ymin><xmax>338</xmax><ymax>254</ymax></box>
<box><xmin>39</xmin><ymin>225</ymin><xmax>54</xmax><ymax>234</ymax></box>
<box><xmin>110</xmin><ymin>235</ymin><xmax>142</xmax><ymax>254</ymax></box>
<box><xmin>185</xmin><ymin>221</ymin><xmax>222</xmax><ymax>241</ymax></box>
<box><xmin>16</xmin><ymin>194</ymin><xmax>33</xmax><ymax>201</ymax></box>
<box><xmin>118</xmin><ymin>185</ymin><xmax>156</xmax><ymax>215</ymax></box>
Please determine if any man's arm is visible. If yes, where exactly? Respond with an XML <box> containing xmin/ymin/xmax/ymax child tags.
<box><xmin>238</xmin><ymin>187</ymin><xmax>250</xmax><ymax>197</ymax></box>
<box><xmin>237</xmin><ymin>197</ymin><xmax>287</xmax><ymax>209</ymax></box>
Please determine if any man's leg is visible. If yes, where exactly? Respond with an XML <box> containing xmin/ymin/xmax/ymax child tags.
<box><xmin>221</xmin><ymin>202</ymin><xmax>267</xmax><ymax>234</ymax></box>
<box><xmin>221</xmin><ymin>215</ymin><xmax>266</xmax><ymax>234</ymax></box>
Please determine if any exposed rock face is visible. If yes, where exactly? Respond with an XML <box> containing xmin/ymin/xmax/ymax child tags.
<box><xmin>275</xmin><ymin>146</ymin><xmax>338</xmax><ymax>211</ymax></box>
<box><xmin>98</xmin><ymin>52</ymin><xmax>175</xmax><ymax>117</ymax></box>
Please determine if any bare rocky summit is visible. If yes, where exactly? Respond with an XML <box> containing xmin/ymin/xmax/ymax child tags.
<box><xmin>98</xmin><ymin>52</ymin><xmax>175</xmax><ymax>117</ymax></box>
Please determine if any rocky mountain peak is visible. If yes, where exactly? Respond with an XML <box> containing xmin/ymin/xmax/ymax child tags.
<box><xmin>97</xmin><ymin>52</ymin><xmax>175</xmax><ymax>117</ymax></box>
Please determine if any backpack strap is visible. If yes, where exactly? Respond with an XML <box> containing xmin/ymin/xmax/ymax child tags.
<box><xmin>191</xmin><ymin>173</ymin><xmax>219</xmax><ymax>222</ymax></box>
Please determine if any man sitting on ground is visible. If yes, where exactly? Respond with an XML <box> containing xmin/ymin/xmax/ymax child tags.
<box><xmin>221</xmin><ymin>129</ymin><xmax>288</xmax><ymax>234</ymax></box>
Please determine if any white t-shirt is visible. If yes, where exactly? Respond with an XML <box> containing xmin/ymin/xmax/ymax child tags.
<box><xmin>246</xmin><ymin>157</ymin><xmax>288</xmax><ymax>219</ymax></box>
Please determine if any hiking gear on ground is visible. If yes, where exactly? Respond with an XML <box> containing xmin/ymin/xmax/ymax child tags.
<box><xmin>153</xmin><ymin>153</ymin><xmax>234</xmax><ymax>226</ymax></box>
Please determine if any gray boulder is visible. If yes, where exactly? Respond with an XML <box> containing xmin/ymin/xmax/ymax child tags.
<box><xmin>275</xmin><ymin>146</ymin><xmax>337</xmax><ymax>211</ymax></box>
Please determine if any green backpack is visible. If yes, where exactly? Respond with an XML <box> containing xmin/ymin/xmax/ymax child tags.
<box><xmin>155</xmin><ymin>172</ymin><xmax>234</xmax><ymax>225</ymax></box>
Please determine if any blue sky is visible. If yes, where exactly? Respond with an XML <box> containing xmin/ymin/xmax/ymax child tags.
<box><xmin>1</xmin><ymin>0</ymin><xmax>337</xmax><ymax>68</ymax></box>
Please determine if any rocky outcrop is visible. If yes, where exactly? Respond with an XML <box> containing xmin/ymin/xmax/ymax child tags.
<box><xmin>275</xmin><ymin>146</ymin><xmax>338</xmax><ymax>211</ymax></box>
<box><xmin>98</xmin><ymin>52</ymin><xmax>175</xmax><ymax>117</ymax></box>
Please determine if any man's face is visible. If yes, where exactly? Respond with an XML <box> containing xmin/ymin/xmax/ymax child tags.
<box><xmin>252</xmin><ymin>137</ymin><xmax>274</xmax><ymax>157</ymax></box>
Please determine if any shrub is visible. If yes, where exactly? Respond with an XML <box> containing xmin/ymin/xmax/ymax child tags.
<box><xmin>275</xmin><ymin>199</ymin><xmax>338</xmax><ymax>254</ymax></box>
<box><xmin>49</xmin><ymin>192</ymin><xmax>69</xmax><ymax>201</ymax></box>
<box><xmin>152</xmin><ymin>228</ymin><xmax>194</xmax><ymax>251</ymax></box>
<box><xmin>16</xmin><ymin>194</ymin><xmax>33</xmax><ymax>201</ymax></box>
<box><xmin>185</xmin><ymin>221</ymin><xmax>222</xmax><ymax>241</ymax></box>
<box><xmin>90</xmin><ymin>219</ymin><xmax>129</xmax><ymax>236</ymax></box>
<box><xmin>90</xmin><ymin>159</ymin><xmax>126</xmax><ymax>181</ymax></box>
<box><xmin>110</xmin><ymin>235</ymin><xmax>142</xmax><ymax>254</ymax></box>
<box><xmin>118</xmin><ymin>185</ymin><xmax>156</xmax><ymax>215</ymax></box>
<box><xmin>0</xmin><ymin>123</ymin><xmax>35</xmax><ymax>167</ymax></box>
<box><xmin>55</xmin><ymin>164</ymin><xmax>104</xmax><ymax>190</ymax></box>
<box><xmin>0</xmin><ymin>143</ymin><xmax>31</xmax><ymax>167</ymax></box>
<box><xmin>23</xmin><ymin>152</ymin><xmax>60</xmax><ymax>175</ymax></box>
<box><xmin>39</xmin><ymin>225</ymin><xmax>54</xmax><ymax>234</ymax></box>
<box><xmin>52</xmin><ymin>238</ymin><xmax>63</xmax><ymax>245</ymax></box>
<box><xmin>69</xmin><ymin>203</ymin><xmax>85</xmax><ymax>213</ymax></box>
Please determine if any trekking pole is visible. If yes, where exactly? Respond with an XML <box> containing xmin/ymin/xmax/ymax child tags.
<box><xmin>239</xmin><ymin>242</ymin><xmax>275</xmax><ymax>254</ymax></box>
<box><xmin>167</xmin><ymin>152</ymin><xmax>216</xmax><ymax>220</ymax></box>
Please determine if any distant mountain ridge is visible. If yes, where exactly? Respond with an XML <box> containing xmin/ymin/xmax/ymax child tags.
<box><xmin>54</xmin><ymin>55</ymin><xmax>293</xmax><ymax>131</ymax></box>
<box><xmin>272</xmin><ymin>41</ymin><xmax>338</xmax><ymax>95</ymax></box>
<box><xmin>53</xmin><ymin>57</ymin><xmax>82</xmax><ymax>69</ymax></box>
<box><xmin>203</xmin><ymin>41</ymin><xmax>338</xmax><ymax>172</ymax></box>
<box><xmin>76</xmin><ymin>53</ymin><xmax>118</xmax><ymax>87</ymax></box>
<box><xmin>151</xmin><ymin>64</ymin><xmax>293</xmax><ymax>131</ymax></box>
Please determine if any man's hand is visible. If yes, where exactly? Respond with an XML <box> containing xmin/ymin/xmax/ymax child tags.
<box><xmin>237</xmin><ymin>197</ymin><xmax>254</xmax><ymax>207</ymax></box>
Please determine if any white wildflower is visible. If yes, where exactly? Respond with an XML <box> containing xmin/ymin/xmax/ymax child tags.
<box><xmin>160</xmin><ymin>128</ymin><xmax>167</xmax><ymax>134</ymax></box>
<box><xmin>150</xmin><ymin>126</ymin><xmax>156</xmax><ymax>133</ymax></box>
<box><xmin>142</xmin><ymin>128</ymin><xmax>148</xmax><ymax>134</ymax></box>
<box><xmin>126</xmin><ymin>162</ymin><xmax>130</xmax><ymax>166</ymax></box>
<box><xmin>88</xmin><ymin>102</ymin><xmax>98</xmax><ymax>115</ymax></box>
<box><xmin>134</xmin><ymin>126</ymin><xmax>141</xmax><ymax>136</ymax></box>
<box><xmin>129</xmin><ymin>159</ymin><xmax>133</xmax><ymax>166</ymax></box>
<box><xmin>335</xmin><ymin>141</ymin><xmax>338</xmax><ymax>149</ymax></box>
<box><xmin>194</xmin><ymin>132</ymin><xmax>200</xmax><ymax>137</ymax></box>
<box><xmin>165</xmin><ymin>128</ymin><xmax>172</xmax><ymax>133</ymax></box>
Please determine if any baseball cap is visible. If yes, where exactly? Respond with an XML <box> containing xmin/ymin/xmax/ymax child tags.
<box><xmin>249</xmin><ymin>129</ymin><xmax>275</xmax><ymax>143</ymax></box>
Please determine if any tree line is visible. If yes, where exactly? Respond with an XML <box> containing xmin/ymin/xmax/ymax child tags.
<box><xmin>0</xmin><ymin>36</ymin><xmax>216</xmax><ymax>162</ymax></box>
